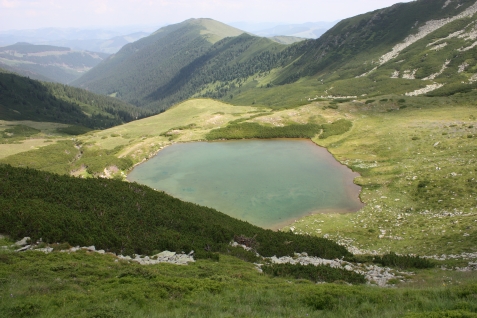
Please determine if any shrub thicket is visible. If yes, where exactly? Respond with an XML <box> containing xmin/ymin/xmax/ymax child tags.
<box><xmin>205</xmin><ymin>119</ymin><xmax>352</xmax><ymax>141</ymax></box>
<box><xmin>373</xmin><ymin>252</ymin><xmax>434</xmax><ymax>269</ymax></box>
<box><xmin>205</xmin><ymin>122</ymin><xmax>322</xmax><ymax>140</ymax></box>
<box><xmin>262</xmin><ymin>263</ymin><xmax>366</xmax><ymax>285</ymax></box>
<box><xmin>319</xmin><ymin>119</ymin><xmax>353</xmax><ymax>139</ymax></box>
<box><xmin>0</xmin><ymin>165</ymin><xmax>351</xmax><ymax>260</ymax></box>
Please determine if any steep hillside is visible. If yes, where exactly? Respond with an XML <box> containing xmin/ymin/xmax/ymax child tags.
<box><xmin>72</xmin><ymin>1</ymin><xmax>477</xmax><ymax>112</ymax></box>
<box><xmin>0</xmin><ymin>164</ymin><xmax>349</xmax><ymax>259</ymax></box>
<box><xmin>0</xmin><ymin>69</ymin><xmax>153</xmax><ymax>129</ymax></box>
<box><xmin>72</xmin><ymin>19</ymin><xmax>245</xmax><ymax>109</ymax></box>
<box><xmin>270</xmin><ymin>0</ymin><xmax>477</xmax><ymax>96</ymax></box>
<box><xmin>0</xmin><ymin>42</ymin><xmax>109</xmax><ymax>84</ymax></box>
<box><xmin>143</xmin><ymin>34</ymin><xmax>290</xmax><ymax>108</ymax></box>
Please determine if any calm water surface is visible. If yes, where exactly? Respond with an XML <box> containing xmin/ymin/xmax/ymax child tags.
<box><xmin>127</xmin><ymin>139</ymin><xmax>363</xmax><ymax>228</ymax></box>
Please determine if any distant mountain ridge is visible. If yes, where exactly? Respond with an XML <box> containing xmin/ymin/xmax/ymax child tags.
<box><xmin>72</xmin><ymin>18</ymin><xmax>251</xmax><ymax>109</ymax></box>
<box><xmin>73</xmin><ymin>0</ymin><xmax>477</xmax><ymax>111</ymax></box>
<box><xmin>0</xmin><ymin>42</ymin><xmax>109</xmax><ymax>84</ymax></box>
<box><xmin>253</xmin><ymin>21</ymin><xmax>338</xmax><ymax>39</ymax></box>
<box><xmin>0</xmin><ymin>27</ymin><xmax>156</xmax><ymax>54</ymax></box>
<box><xmin>229</xmin><ymin>21</ymin><xmax>337</xmax><ymax>39</ymax></box>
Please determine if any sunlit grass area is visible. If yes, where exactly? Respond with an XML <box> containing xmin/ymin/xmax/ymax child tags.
<box><xmin>284</xmin><ymin>97</ymin><xmax>477</xmax><ymax>255</ymax></box>
<box><xmin>1</xmin><ymin>96</ymin><xmax>476</xmax><ymax>256</ymax></box>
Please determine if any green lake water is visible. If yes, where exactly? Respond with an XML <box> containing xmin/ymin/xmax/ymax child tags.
<box><xmin>127</xmin><ymin>139</ymin><xmax>363</xmax><ymax>229</ymax></box>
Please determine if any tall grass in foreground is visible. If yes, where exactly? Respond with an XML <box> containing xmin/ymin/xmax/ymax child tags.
<box><xmin>1</xmin><ymin>250</ymin><xmax>476</xmax><ymax>318</ymax></box>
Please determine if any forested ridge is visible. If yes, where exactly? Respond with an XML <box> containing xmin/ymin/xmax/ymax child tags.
<box><xmin>72</xmin><ymin>19</ymin><xmax>245</xmax><ymax>109</ymax></box>
<box><xmin>0</xmin><ymin>71</ymin><xmax>154</xmax><ymax>129</ymax></box>
<box><xmin>145</xmin><ymin>34</ymin><xmax>314</xmax><ymax>107</ymax></box>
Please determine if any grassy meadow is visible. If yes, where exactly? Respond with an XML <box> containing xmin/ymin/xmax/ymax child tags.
<box><xmin>1</xmin><ymin>97</ymin><xmax>476</xmax><ymax>256</ymax></box>
<box><xmin>284</xmin><ymin>97</ymin><xmax>477</xmax><ymax>256</ymax></box>
<box><xmin>1</xmin><ymin>96</ymin><xmax>477</xmax><ymax>317</ymax></box>
<box><xmin>1</xmin><ymin>242</ymin><xmax>477</xmax><ymax>318</ymax></box>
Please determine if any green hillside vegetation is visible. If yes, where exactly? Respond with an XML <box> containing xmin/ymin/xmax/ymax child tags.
<box><xmin>1</xmin><ymin>247</ymin><xmax>476</xmax><ymax>318</ymax></box>
<box><xmin>0</xmin><ymin>42</ymin><xmax>109</xmax><ymax>84</ymax></box>
<box><xmin>2</xmin><ymin>95</ymin><xmax>475</xmax><ymax>257</ymax></box>
<box><xmin>72</xmin><ymin>19</ymin><xmax>246</xmax><ymax>109</ymax></box>
<box><xmin>0</xmin><ymin>70</ymin><xmax>153</xmax><ymax>129</ymax></box>
<box><xmin>72</xmin><ymin>0</ymin><xmax>477</xmax><ymax>111</ymax></box>
<box><xmin>2</xmin><ymin>1</ymin><xmax>477</xmax><ymax>316</ymax></box>
<box><xmin>0</xmin><ymin>164</ymin><xmax>350</xmax><ymax>260</ymax></box>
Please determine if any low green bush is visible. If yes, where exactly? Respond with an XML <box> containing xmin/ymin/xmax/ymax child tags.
<box><xmin>373</xmin><ymin>252</ymin><xmax>434</xmax><ymax>269</ymax></box>
<box><xmin>205</xmin><ymin>122</ymin><xmax>322</xmax><ymax>140</ymax></box>
<box><xmin>262</xmin><ymin>263</ymin><xmax>366</xmax><ymax>284</ymax></box>
<box><xmin>319</xmin><ymin>119</ymin><xmax>352</xmax><ymax>139</ymax></box>
<box><xmin>0</xmin><ymin>165</ymin><xmax>351</xmax><ymax>260</ymax></box>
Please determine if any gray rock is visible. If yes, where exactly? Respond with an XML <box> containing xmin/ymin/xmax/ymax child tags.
<box><xmin>36</xmin><ymin>247</ymin><xmax>53</xmax><ymax>253</ymax></box>
<box><xmin>156</xmin><ymin>251</ymin><xmax>176</xmax><ymax>258</ymax></box>
<box><xmin>15</xmin><ymin>245</ymin><xmax>31</xmax><ymax>252</ymax></box>
<box><xmin>15</xmin><ymin>237</ymin><xmax>30</xmax><ymax>246</ymax></box>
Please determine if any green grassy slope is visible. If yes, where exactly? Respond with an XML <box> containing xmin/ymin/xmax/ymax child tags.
<box><xmin>72</xmin><ymin>19</ymin><xmax>246</xmax><ymax>109</ymax></box>
<box><xmin>144</xmin><ymin>34</ymin><xmax>288</xmax><ymax>108</ymax></box>
<box><xmin>271</xmin><ymin>0</ymin><xmax>477</xmax><ymax>83</ymax></box>
<box><xmin>72</xmin><ymin>0</ymin><xmax>477</xmax><ymax>112</ymax></box>
<box><xmin>1</xmin><ymin>248</ymin><xmax>476</xmax><ymax>318</ymax></box>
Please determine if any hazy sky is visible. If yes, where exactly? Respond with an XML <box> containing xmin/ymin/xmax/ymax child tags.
<box><xmin>1</xmin><ymin>0</ymin><xmax>414</xmax><ymax>31</ymax></box>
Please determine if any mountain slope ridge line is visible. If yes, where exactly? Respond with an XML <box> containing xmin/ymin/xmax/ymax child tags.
<box><xmin>378</xmin><ymin>0</ymin><xmax>477</xmax><ymax>65</ymax></box>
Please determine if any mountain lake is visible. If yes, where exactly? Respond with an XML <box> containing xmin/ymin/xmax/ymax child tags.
<box><xmin>127</xmin><ymin>139</ymin><xmax>363</xmax><ymax>229</ymax></box>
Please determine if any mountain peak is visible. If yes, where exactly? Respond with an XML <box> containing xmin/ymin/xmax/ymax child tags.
<box><xmin>183</xmin><ymin>18</ymin><xmax>245</xmax><ymax>43</ymax></box>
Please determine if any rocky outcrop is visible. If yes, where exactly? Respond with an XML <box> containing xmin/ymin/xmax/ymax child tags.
<box><xmin>6</xmin><ymin>238</ymin><xmax>195</xmax><ymax>266</ymax></box>
<box><xmin>379</xmin><ymin>2</ymin><xmax>477</xmax><ymax>65</ymax></box>
<box><xmin>405</xmin><ymin>83</ymin><xmax>444</xmax><ymax>96</ymax></box>
<box><xmin>117</xmin><ymin>250</ymin><xmax>195</xmax><ymax>265</ymax></box>
<box><xmin>14</xmin><ymin>237</ymin><xmax>30</xmax><ymax>246</ymax></box>
<box><xmin>265</xmin><ymin>252</ymin><xmax>412</xmax><ymax>287</ymax></box>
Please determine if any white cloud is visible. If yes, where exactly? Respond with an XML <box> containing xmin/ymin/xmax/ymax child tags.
<box><xmin>1</xmin><ymin>0</ymin><xmax>21</xmax><ymax>8</ymax></box>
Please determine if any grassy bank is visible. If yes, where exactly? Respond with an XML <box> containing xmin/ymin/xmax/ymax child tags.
<box><xmin>1</xmin><ymin>245</ymin><xmax>476</xmax><ymax>318</ymax></box>
<box><xmin>284</xmin><ymin>97</ymin><xmax>477</xmax><ymax>255</ymax></box>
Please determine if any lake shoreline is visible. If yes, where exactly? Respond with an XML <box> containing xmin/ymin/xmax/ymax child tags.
<box><xmin>127</xmin><ymin>138</ymin><xmax>364</xmax><ymax>230</ymax></box>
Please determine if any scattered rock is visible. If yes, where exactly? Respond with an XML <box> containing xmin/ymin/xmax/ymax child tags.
<box><xmin>121</xmin><ymin>250</ymin><xmax>195</xmax><ymax>265</ymax></box>
<box><xmin>15</xmin><ymin>245</ymin><xmax>31</xmax><ymax>252</ymax></box>
<box><xmin>266</xmin><ymin>254</ymin><xmax>412</xmax><ymax>286</ymax></box>
<box><xmin>14</xmin><ymin>237</ymin><xmax>30</xmax><ymax>247</ymax></box>
<box><xmin>405</xmin><ymin>83</ymin><xmax>444</xmax><ymax>96</ymax></box>
<box><xmin>155</xmin><ymin>251</ymin><xmax>176</xmax><ymax>258</ymax></box>
<box><xmin>36</xmin><ymin>247</ymin><xmax>54</xmax><ymax>253</ymax></box>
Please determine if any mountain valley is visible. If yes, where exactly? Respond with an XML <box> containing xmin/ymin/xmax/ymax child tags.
<box><xmin>1</xmin><ymin>0</ymin><xmax>477</xmax><ymax>317</ymax></box>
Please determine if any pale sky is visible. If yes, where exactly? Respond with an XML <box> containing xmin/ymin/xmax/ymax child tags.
<box><xmin>1</xmin><ymin>0</ymin><xmax>414</xmax><ymax>31</ymax></box>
